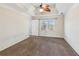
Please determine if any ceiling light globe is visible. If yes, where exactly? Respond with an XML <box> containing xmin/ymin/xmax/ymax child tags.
<box><xmin>40</xmin><ymin>8</ymin><xmax>43</xmax><ymax>12</ymax></box>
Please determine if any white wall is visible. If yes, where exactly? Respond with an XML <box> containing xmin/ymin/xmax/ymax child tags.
<box><xmin>64</xmin><ymin>4</ymin><xmax>79</xmax><ymax>55</ymax></box>
<box><xmin>0</xmin><ymin>6</ymin><xmax>30</xmax><ymax>51</ymax></box>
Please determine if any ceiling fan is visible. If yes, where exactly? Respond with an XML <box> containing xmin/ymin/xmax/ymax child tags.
<box><xmin>32</xmin><ymin>3</ymin><xmax>51</xmax><ymax>13</ymax></box>
<box><xmin>39</xmin><ymin>3</ymin><xmax>51</xmax><ymax>12</ymax></box>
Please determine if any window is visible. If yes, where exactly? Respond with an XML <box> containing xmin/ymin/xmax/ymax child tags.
<box><xmin>40</xmin><ymin>18</ymin><xmax>56</xmax><ymax>31</ymax></box>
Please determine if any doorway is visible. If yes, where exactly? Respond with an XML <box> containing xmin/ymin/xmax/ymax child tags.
<box><xmin>31</xmin><ymin>15</ymin><xmax>64</xmax><ymax>38</ymax></box>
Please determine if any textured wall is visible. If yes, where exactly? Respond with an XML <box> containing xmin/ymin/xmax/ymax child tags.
<box><xmin>0</xmin><ymin>6</ymin><xmax>30</xmax><ymax>51</ymax></box>
<box><xmin>65</xmin><ymin>4</ymin><xmax>79</xmax><ymax>54</ymax></box>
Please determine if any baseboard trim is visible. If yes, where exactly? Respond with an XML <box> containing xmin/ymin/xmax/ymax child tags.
<box><xmin>30</xmin><ymin>35</ymin><xmax>64</xmax><ymax>39</ymax></box>
<box><xmin>64</xmin><ymin>36</ymin><xmax>79</xmax><ymax>55</ymax></box>
<box><xmin>0</xmin><ymin>35</ymin><xmax>29</xmax><ymax>52</ymax></box>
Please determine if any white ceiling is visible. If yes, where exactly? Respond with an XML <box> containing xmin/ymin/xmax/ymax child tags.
<box><xmin>56</xmin><ymin>3</ymin><xmax>74</xmax><ymax>14</ymax></box>
<box><xmin>0</xmin><ymin>3</ymin><xmax>74</xmax><ymax>16</ymax></box>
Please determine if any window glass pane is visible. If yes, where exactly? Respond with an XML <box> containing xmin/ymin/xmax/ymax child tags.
<box><xmin>41</xmin><ymin>18</ymin><xmax>56</xmax><ymax>31</ymax></box>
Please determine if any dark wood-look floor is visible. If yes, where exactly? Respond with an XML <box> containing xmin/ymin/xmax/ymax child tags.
<box><xmin>0</xmin><ymin>36</ymin><xmax>78</xmax><ymax>56</ymax></box>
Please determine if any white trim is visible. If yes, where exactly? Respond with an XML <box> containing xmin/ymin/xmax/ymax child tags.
<box><xmin>0</xmin><ymin>34</ymin><xmax>29</xmax><ymax>51</ymax></box>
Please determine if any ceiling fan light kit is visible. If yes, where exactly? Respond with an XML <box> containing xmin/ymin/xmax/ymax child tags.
<box><xmin>40</xmin><ymin>3</ymin><xmax>51</xmax><ymax>12</ymax></box>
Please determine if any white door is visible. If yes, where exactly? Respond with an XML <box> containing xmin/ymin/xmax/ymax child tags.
<box><xmin>31</xmin><ymin>20</ymin><xmax>39</xmax><ymax>36</ymax></box>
